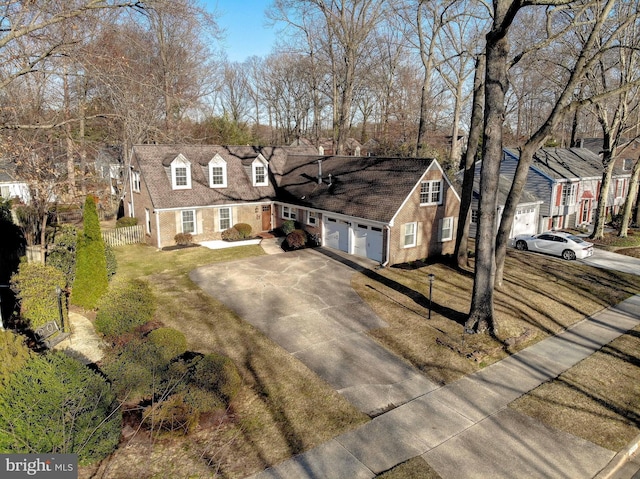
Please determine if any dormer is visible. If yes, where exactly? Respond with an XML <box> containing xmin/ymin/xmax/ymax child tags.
<box><xmin>252</xmin><ymin>154</ymin><xmax>268</xmax><ymax>187</ymax></box>
<box><xmin>171</xmin><ymin>154</ymin><xmax>191</xmax><ymax>190</ymax></box>
<box><xmin>208</xmin><ymin>153</ymin><xmax>227</xmax><ymax>188</ymax></box>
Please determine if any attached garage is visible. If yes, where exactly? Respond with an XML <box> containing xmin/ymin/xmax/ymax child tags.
<box><xmin>323</xmin><ymin>217</ymin><xmax>384</xmax><ymax>263</ymax></box>
<box><xmin>323</xmin><ymin>217</ymin><xmax>349</xmax><ymax>253</ymax></box>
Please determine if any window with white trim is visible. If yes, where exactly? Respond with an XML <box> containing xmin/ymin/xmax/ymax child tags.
<box><xmin>252</xmin><ymin>156</ymin><xmax>268</xmax><ymax>186</ymax></box>
<box><xmin>171</xmin><ymin>155</ymin><xmax>191</xmax><ymax>190</ymax></box>
<box><xmin>307</xmin><ymin>211</ymin><xmax>317</xmax><ymax>226</ymax></box>
<box><xmin>560</xmin><ymin>182</ymin><xmax>577</xmax><ymax>206</ymax></box>
<box><xmin>615</xmin><ymin>179</ymin><xmax>625</xmax><ymax>198</ymax></box>
<box><xmin>420</xmin><ymin>180</ymin><xmax>442</xmax><ymax>205</ymax></box>
<box><xmin>282</xmin><ymin>205</ymin><xmax>296</xmax><ymax>220</ymax></box>
<box><xmin>208</xmin><ymin>155</ymin><xmax>227</xmax><ymax>188</ymax></box>
<box><xmin>403</xmin><ymin>222</ymin><xmax>416</xmax><ymax>248</ymax></box>
<box><xmin>471</xmin><ymin>209</ymin><xmax>478</xmax><ymax>224</ymax></box>
<box><xmin>181</xmin><ymin>210</ymin><xmax>196</xmax><ymax>234</ymax></box>
<box><xmin>440</xmin><ymin>217</ymin><xmax>454</xmax><ymax>241</ymax></box>
<box><xmin>623</xmin><ymin>158</ymin><xmax>633</xmax><ymax>171</ymax></box>
<box><xmin>0</xmin><ymin>185</ymin><xmax>9</xmax><ymax>198</ymax></box>
<box><xmin>219</xmin><ymin>207</ymin><xmax>231</xmax><ymax>231</ymax></box>
<box><xmin>132</xmin><ymin>171</ymin><xmax>141</xmax><ymax>192</ymax></box>
<box><xmin>145</xmin><ymin>208</ymin><xmax>151</xmax><ymax>234</ymax></box>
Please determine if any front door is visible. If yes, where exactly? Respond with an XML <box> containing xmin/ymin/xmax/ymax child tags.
<box><xmin>261</xmin><ymin>205</ymin><xmax>271</xmax><ymax>231</ymax></box>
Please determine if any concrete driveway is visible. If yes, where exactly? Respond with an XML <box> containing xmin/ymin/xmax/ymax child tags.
<box><xmin>190</xmin><ymin>248</ymin><xmax>438</xmax><ymax>416</ymax></box>
<box><xmin>580</xmin><ymin>248</ymin><xmax>640</xmax><ymax>275</ymax></box>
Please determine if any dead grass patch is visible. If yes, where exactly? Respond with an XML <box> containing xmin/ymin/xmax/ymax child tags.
<box><xmin>510</xmin><ymin>325</ymin><xmax>640</xmax><ymax>451</ymax></box>
<box><xmin>353</xmin><ymin>250</ymin><xmax>640</xmax><ymax>386</ymax></box>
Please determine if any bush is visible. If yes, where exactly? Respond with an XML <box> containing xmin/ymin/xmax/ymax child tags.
<box><xmin>192</xmin><ymin>353</ymin><xmax>242</xmax><ymax>404</ymax></box>
<box><xmin>102</xmin><ymin>339</ymin><xmax>167</xmax><ymax>402</ymax></box>
<box><xmin>147</xmin><ymin>327</ymin><xmax>188</xmax><ymax>362</ymax></box>
<box><xmin>0</xmin><ymin>352</ymin><xmax>121</xmax><ymax>464</ymax></box>
<box><xmin>46</xmin><ymin>225</ymin><xmax>77</xmax><ymax>285</ymax></box>
<box><xmin>116</xmin><ymin>216</ymin><xmax>138</xmax><ymax>228</ymax></box>
<box><xmin>221</xmin><ymin>227</ymin><xmax>241</xmax><ymax>241</ymax></box>
<box><xmin>233</xmin><ymin>223</ymin><xmax>252</xmax><ymax>239</ymax></box>
<box><xmin>174</xmin><ymin>232</ymin><xmax>193</xmax><ymax>245</ymax></box>
<box><xmin>95</xmin><ymin>278</ymin><xmax>155</xmax><ymax>339</ymax></box>
<box><xmin>0</xmin><ymin>331</ymin><xmax>32</xmax><ymax>390</ymax></box>
<box><xmin>286</xmin><ymin>229</ymin><xmax>308</xmax><ymax>250</ymax></box>
<box><xmin>281</xmin><ymin>220</ymin><xmax>296</xmax><ymax>235</ymax></box>
<box><xmin>71</xmin><ymin>196</ymin><xmax>108</xmax><ymax>309</ymax></box>
<box><xmin>10</xmin><ymin>262</ymin><xmax>67</xmax><ymax>329</ymax></box>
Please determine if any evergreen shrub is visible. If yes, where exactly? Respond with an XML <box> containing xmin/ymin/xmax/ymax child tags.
<box><xmin>147</xmin><ymin>327</ymin><xmax>188</xmax><ymax>362</ymax></box>
<box><xmin>46</xmin><ymin>225</ymin><xmax>77</xmax><ymax>285</ymax></box>
<box><xmin>10</xmin><ymin>262</ymin><xmax>67</xmax><ymax>329</ymax></box>
<box><xmin>95</xmin><ymin>278</ymin><xmax>155</xmax><ymax>339</ymax></box>
<box><xmin>71</xmin><ymin>196</ymin><xmax>108</xmax><ymax>309</ymax></box>
<box><xmin>0</xmin><ymin>352</ymin><xmax>121</xmax><ymax>464</ymax></box>
<box><xmin>281</xmin><ymin>220</ymin><xmax>296</xmax><ymax>235</ymax></box>
<box><xmin>174</xmin><ymin>232</ymin><xmax>193</xmax><ymax>245</ymax></box>
<box><xmin>192</xmin><ymin>353</ymin><xmax>242</xmax><ymax>404</ymax></box>
<box><xmin>0</xmin><ymin>330</ymin><xmax>32</xmax><ymax>390</ymax></box>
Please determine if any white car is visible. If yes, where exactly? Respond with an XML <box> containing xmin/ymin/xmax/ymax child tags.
<box><xmin>511</xmin><ymin>231</ymin><xmax>594</xmax><ymax>260</ymax></box>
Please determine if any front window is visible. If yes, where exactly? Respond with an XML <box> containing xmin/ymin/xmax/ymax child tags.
<box><xmin>440</xmin><ymin>217</ymin><xmax>453</xmax><ymax>241</ymax></box>
<box><xmin>615</xmin><ymin>179</ymin><xmax>625</xmax><ymax>198</ymax></box>
<box><xmin>561</xmin><ymin>183</ymin><xmax>577</xmax><ymax>206</ymax></box>
<box><xmin>471</xmin><ymin>209</ymin><xmax>478</xmax><ymax>224</ymax></box>
<box><xmin>219</xmin><ymin>207</ymin><xmax>231</xmax><ymax>231</ymax></box>
<box><xmin>404</xmin><ymin>222</ymin><xmax>416</xmax><ymax>247</ymax></box>
<box><xmin>181</xmin><ymin>210</ymin><xmax>195</xmax><ymax>234</ymax></box>
<box><xmin>132</xmin><ymin>171</ymin><xmax>141</xmax><ymax>192</ymax></box>
<box><xmin>211</xmin><ymin>166</ymin><xmax>225</xmax><ymax>186</ymax></box>
<box><xmin>307</xmin><ymin>211</ymin><xmax>317</xmax><ymax>226</ymax></box>
<box><xmin>252</xmin><ymin>156</ymin><xmax>268</xmax><ymax>186</ymax></box>
<box><xmin>282</xmin><ymin>206</ymin><xmax>296</xmax><ymax>220</ymax></box>
<box><xmin>209</xmin><ymin>155</ymin><xmax>227</xmax><ymax>188</ymax></box>
<box><xmin>420</xmin><ymin>180</ymin><xmax>442</xmax><ymax>205</ymax></box>
<box><xmin>0</xmin><ymin>185</ymin><xmax>9</xmax><ymax>198</ymax></box>
<box><xmin>175</xmin><ymin>167</ymin><xmax>188</xmax><ymax>186</ymax></box>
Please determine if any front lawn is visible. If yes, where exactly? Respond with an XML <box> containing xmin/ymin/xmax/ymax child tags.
<box><xmin>83</xmin><ymin>244</ymin><xmax>367</xmax><ymax>479</ymax></box>
<box><xmin>86</xmin><ymin>243</ymin><xmax>640</xmax><ymax>479</ymax></box>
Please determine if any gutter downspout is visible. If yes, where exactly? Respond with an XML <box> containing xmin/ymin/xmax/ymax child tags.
<box><xmin>382</xmin><ymin>225</ymin><xmax>391</xmax><ymax>267</ymax></box>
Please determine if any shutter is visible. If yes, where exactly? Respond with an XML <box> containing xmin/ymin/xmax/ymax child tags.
<box><xmin>437</xmin><ymin>219</ymin><xmax>443</xmax><ymax>242</ymax></box>
<box><xmin>175</xmin><ymin>211</ymin><xmax>181</xmax><ymax>233</ymax></box>
<box><xmin>416</xmin><ymin>222</ymin><xmax>423</xmax><ymax>245</ymax></box>
<box><xmin>596</xmin><ymin>181</ymin><xmax>601</xmax><ymax>200</ymax></box>
<box><xmin>555</xmin><ymin>184</ymin><xmax>563</xmax><ymax>206</ymax></box>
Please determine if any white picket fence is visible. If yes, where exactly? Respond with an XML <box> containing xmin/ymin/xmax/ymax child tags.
<box><xmin>102</xmin><ymin>225</ymin><xmax>145</xmax><ymax>246</ymax></box>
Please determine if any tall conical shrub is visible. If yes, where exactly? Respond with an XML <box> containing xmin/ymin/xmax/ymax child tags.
<box><xmin>71</xmin><ymin>196</ymin><xmax>108</xmax><ymax>309</ymax></box>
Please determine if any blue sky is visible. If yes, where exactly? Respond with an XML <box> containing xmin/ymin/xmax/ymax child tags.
<box><xmin>203</xmin><ymin>0</ymin><xmax>277</xmax><ymax>62</ymax></box>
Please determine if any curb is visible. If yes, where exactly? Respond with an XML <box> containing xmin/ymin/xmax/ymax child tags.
<box><xmin>595</xmin><ymin>434</ymin><xmax>640</xmax><ymax>478</ymax></box>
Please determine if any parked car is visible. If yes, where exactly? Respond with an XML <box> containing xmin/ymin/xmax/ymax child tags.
<box><xmin>511</xmin><ymin>231</ymin><xmax>594</xmax><ymax>260</ymax></box>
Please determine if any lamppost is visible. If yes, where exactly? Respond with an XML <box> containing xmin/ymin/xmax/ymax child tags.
<box><xmin>428</xmin><ymin>273</ymin><xmax>435</xmax><ymax>319</ymax></box>
<box><xmin>55</xmin><ymin>286</ymin><xmax>65</xmax><ymax>332</ymax></box>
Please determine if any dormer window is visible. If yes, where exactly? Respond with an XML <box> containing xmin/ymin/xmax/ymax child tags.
<box><xmin>171</xmin><ymin>154</ymin><xmax>191</xmax><ymax>190</ymax></box>
<box><xmin>209</xmin><ymin>154</ymin><xmax>227</xmax><ymax>188</ymax></box>
<box><xmin>252</xmin><ymin>155</ymin><xmax>268</xmax><ymax>186</ymax></box>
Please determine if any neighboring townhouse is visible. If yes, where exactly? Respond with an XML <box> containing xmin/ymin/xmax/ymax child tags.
<box><xmin>504</xmin><ymin>147</ymin><xmax>631</xmax><ymax>231</ymax></box>
<box><xmin>124</xmin><ymin>145</ymin><xmax>460</xmax><ymax>266</ymax></box>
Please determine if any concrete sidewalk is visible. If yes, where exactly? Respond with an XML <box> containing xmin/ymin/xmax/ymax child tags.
<box><xmin>247</xmin><ymin>294</ymin><xmax>640</xmax><ymax>479</ymax></box>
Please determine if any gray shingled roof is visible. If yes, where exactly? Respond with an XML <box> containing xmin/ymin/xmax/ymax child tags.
<box><xmin>473</xmin><ymin>174</ymin><xmax>541</xmax><ymax>205</ymax></box>
<box><xmin>505</xmin><ymin>147</ymin><xmax>608</xmax><ymax>180</ymax></box>
<box><xmin>276</xmin><ymin>155</ymin><xmax>435</xmax><ymax>223</ymax></box>
<box><xmin>0</xmin><ymin>158</ymin><xmax>18</xmax><ymax>183</ymax></box>
<box><xmin>132</xmin><ymin>145</ymin><xmax>285</xmax><ymax>209</ymax></box>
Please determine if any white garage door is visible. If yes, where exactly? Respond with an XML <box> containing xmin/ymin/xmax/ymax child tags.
<box><xmin>512</xmin><ymin>207</ymin><xmax>537</xmax><ymax>237</ymax></box>
<box><xmin>353</xmin><ymin>224</ymin><xmax>384</xmax><ymax>263</ymax></box>
<box><xmin>324</xmin><ymin>217</ymin><xmax>349</xmax><ymax>253</ymax></box>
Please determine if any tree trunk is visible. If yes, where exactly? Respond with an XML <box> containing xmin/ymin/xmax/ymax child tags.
<box><xmin>619</xmin><ymin>158</ymin><xmax>640</xmax><ymax>237</ymax></box>
<box><xmin>591</xmin><ymin>159</ymin><xmax>616</xmax><ymax>240</ymax></box>
<box><xmin>465</xmin><ymin>22</ymin><xmax>510</xmax><ymax>334</ymax></box>
<box><xmin>455</xmin><ymin>54</ymin><xmax>485</xmax><ymax>269</ymax></box>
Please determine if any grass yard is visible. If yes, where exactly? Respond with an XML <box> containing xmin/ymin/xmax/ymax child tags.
<box><xmin>82</xmin><ymin>244</ymin><xmax>368</xmax><ymax>479</ymax></box>
<box><xmin>84</xmin><ymin>242</ymin><xmax>640</xmax><ymax>479</ymax></box>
